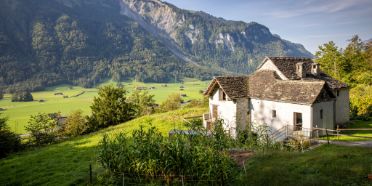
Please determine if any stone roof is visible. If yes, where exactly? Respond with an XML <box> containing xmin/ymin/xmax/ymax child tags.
<box><xmin>204</xmin><ymin>76</ymin><xmax>248</xmax><ymax>99</ymax></box>
<box><xmin>265</xmin><ymin>57</ymin><xmax>347</xmax><ymax>89</ymax></box>
<box><xmin>248</xmin><ymin>70</ymin><xmax>335</xmax><ymax>104</ymax></box>
<box><xmin>204</xmin><ymin>70</ymin><xmax>335</xmax><ymax>104</ymax></box>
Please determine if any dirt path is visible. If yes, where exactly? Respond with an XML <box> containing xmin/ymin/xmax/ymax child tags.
<box><xmin>317</xmin><ymin>140</ymin><xmax>372</xmax><ymax>148</ymax></box>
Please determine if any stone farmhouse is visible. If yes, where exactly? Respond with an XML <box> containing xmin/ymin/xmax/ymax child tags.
<box><xmin>203</xmin><ymin>57</ymin><xmax>349</xmax><ymax>139</ymax></box>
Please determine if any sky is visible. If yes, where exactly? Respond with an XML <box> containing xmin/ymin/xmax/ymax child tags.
<box><xmin>165</xmin><ymin>0</ymin><xmax>372</xmax><ymax>54</ymax></box>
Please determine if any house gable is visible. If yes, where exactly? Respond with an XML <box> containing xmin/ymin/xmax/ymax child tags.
<box><xmin>256</xmin><ymin>57</ymin><xmax>288</xmax><ymax>80</ymax></box>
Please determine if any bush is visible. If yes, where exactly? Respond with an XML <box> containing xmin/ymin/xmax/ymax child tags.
<box><xmin>63</xmin><ymin>110</ymin><xmax>88</xmax><ymax>137</ymax></box>
<box><xmin>11</xmin><ymin>91</ymin><xmax>33</xmax><ymax>102</ymax></box>
<box><xmin>128</xmin><ymin>90</ymin><xmax>156</xmax><ymax>117</ymax></box>
<box><xmin>99</xmin><ymin>123</ymin><xmax>236</xmax><ymax>185</ymax></box>
<box><xmin>25</xmin><ymin>113</ymin><xmax>58</xmax><ymax>145</ymax></box>
<box><xmin>87</xmin><ymin>85</ymin><xmax>136</xmax><ymax>132</ymax></box>
<box><xmin>0</xmin><ymin>114</ymin><xmax>22</xmax><ymax>158</ymax></box>
<box><xmin>350</xmin><ymin>85</ymin><xmax>372</xmax><ymax>119</ymax></box>
<box><xmin>159</xmin><ymin>93</ymin><xmax>182</xmax><ymax>112</ymax></box>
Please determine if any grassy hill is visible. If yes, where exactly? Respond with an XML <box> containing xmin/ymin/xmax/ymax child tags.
<box><xmin>0</xmin><ymin>107</ymin><xmax>371</xmax><ymax>185</ymax></box>
<box><xmin>0</xmin><ymin>107</ymin><xmax>207</xmax><ymax>185</ymax></box>
<box><xmin>0</xmin><ymin>79</ymin><xmax>209</xmax><ymax>134</ymax></box>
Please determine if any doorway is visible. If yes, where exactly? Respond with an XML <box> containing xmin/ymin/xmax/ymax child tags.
<box><xmin>293</xmin><ymin>112</ymin><xmax>302</xmax><ymax>131</ymax></box>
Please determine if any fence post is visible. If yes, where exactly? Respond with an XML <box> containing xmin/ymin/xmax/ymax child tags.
<box><xmin>181</xmin><ymin>175</ymin><xmax>184</xmax><ymax>186</ymax></box>
<box><xmin>89</xmin><ymin>164</ymin><xmax>92</xmax><ymax>184</ymax></box>
<box><xmin>326</xmin><ymin>129</ymin><xmax>329</xmax><ymax>144</ymax></box>
<box><xmin>337</xmin><ymin>125</ymin><xmax>339</xmax><ymax>140</ymax></box>
<box><xmin>122</xmin><ymin>173</ymin><xmax>125</xmax><ymax>186</ymax></box>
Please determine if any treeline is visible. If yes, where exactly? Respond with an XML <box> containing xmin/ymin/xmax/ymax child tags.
<box><xmin>0</xmin><ymin>0</ymin><xmax>218</xmax><ymax>93</ymax></box>
<box><xmin>315</xmin><ymin>35</ymin><xmax>372</xmax><ymax>118</ymax></box>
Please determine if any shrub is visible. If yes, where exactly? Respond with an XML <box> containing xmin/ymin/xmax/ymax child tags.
<box><xmin>11</xmin><ymin>91</ymin><xmax>33</xmax><ymax>102</ymax></box>
<box><xmin>99</xmin><ymin>124</ymin><xmax>236</xmax><ymax>185</ymax></box>
<box><xmin>63</xmin><ymin>110</ymin><xmax>88</xmax><ymax>137</ymax></box>
<box><xmin>350</xmin><ymin>85</ymin><xmax>372</xmax><ymax>119</ymax></box>
<box><xmin>128</xmin><ymin>90</ymin><xmax>156</xmax><ymax>117</ymax></box>
<box><xmin>0</xmin><ymin>114</ymin><xmax>22</xmax><ymax>158</ymax></box>
<box><xmin>87</xmin><ymin>85</ymin><xmax>136</xmax><ymax>132</ymax></box>
<box><xmin>25</xmin><ymin>113</ymin><xmax>58</xmax><ymax>145</ymax></box>
<box><xmin>159</xmin><ymin>93</ymin><xmax>182</xmax><ymax>112</ymax></box>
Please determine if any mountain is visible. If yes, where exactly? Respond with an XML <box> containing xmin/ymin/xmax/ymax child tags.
<box><xmin>0</xmin><ymin>0</ymin><xmax>312</xmax><ymax>92</ymax></box>
<box><xmin>119</xmin><ymin>0</ymin><xmax>313</xmax><ymax>73</ymax></box>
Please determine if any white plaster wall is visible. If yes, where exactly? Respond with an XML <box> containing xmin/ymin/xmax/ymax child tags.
<box><xmin>209</xmin><ymin>89</ymin><xmax>238</xmax><ymax>137</ymax></box>
<box><xmin>249</xmin><ymin>98</ymin><xmax>312</xmax><ymax>132</ymax></box>
<box><xmin>257</xmin><ymin>60</ymin><xmax>288</xmax><ymax>80</ymax></box>
<box><xmin>335</xmin><ymin>89</ymin><xmax>350</xmax><ymax>124</ymax></box>
<box><xmin>312</xmin><ymin>101</ymin><xmax>334</xmax><ymax>130</ymax></box>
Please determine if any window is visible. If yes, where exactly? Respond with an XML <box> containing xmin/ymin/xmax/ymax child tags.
<box><xmin>336</xmin><ymin>90</ymin><xmax>339</xmax><ymax>96</ymax></box>
<box><xmin>222</xmin><ymin>92</ymin><xmax>226</xmax><ymax>100</ymax></box>
<box><xmin>272</xmin><ymin>110</ymin><xmax>276</xmax><ymax>118</ymax></box>
<box><xmin>320</xmin><ymin>109</ymin><xmax>323</xmax><ymax>119</ymax></box>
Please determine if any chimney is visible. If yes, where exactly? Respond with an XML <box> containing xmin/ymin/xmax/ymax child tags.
<box><xmin>311</xmin><ymin>63</ymin><xmax>320</xmax><ymax>76</ymax></box>
<box><xmin>296</xmin><ymin>62</ymin><xmax>305</xmax><ymax>78</ymax></box>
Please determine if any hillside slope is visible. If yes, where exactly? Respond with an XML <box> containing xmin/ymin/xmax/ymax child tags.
<box><xmin>0</xmin><ymin>0</ymin><xmax>312</xmax><ymax>92</ymax></box>
<box><xmin>0</xmin><ymin>107</ymin><xmax>207</xmax><ymax>185</ymax></box>
<box><xmin>120</xmin><ymin>0</ymin><xmax>313</xmax><ymax>73</ymax></box>
<box><xmin>0</xmin><ymin>0</ymin><xmax>217</xmax><ymax>92</ymax></box>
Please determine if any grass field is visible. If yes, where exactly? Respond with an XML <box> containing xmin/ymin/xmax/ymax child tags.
<box><xmin>0</xmin><ymin>79</ymin><xmax>209</xmax><ymax>134</ymax></box>
<box><xmin>326</xmin><ymin>119</ymin><xmax>372</xmax><ymax>141</ymax></box>
<box><xmin>0</xmin><ymin>107</ymin><xmax>371</xmax><ymax>185</ymax></box>
<box><xmin>0</xmin><ymin>107</ymin><xmax>207</xmax><ymax>186</ymax></box>
<box><xmin>240</xmin><ymin>145</ymin><xmax>372</xmax><ymax>186</ymax></box>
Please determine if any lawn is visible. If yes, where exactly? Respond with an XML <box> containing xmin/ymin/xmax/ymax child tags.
<box><xmin>239</xmin><ymin>145</ymin><xmax>372</xmax><ymax>186</ymax></box>
<box><xmin>326</xmin><ymin>119</ymin><xmax>372</xmax><ymax>141</ymax></box>
<box><xmin>0</xmin><ymin>78</ymin><xmax>209</xmax><ymax>134</ymax></box>
<box><xmin>0</xmin><ymin>107</ymin><xmax>207</xmax><ymax>186</ymax></box>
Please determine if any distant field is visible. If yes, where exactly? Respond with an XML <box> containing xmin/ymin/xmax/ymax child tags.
<box><xmin>0</xmin><ymin>79</ymin><xmax>209</xmax><ymax>134</ymax></box>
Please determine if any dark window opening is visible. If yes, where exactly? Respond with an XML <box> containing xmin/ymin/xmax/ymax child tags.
<box><xmin>320</xmin><ymin>109</ymin><xmax>323</xmax><ymax>119</ymax></box>
<box><xmin>336</xmin><ymin>90</ymin><xmax>339</xmax><ymax>96</ymax></box>
<box><xmin>272</xmin><ymin>110</ymin><xmax>276</xmax><ymax>118</ymax></box>
<box><xmin>294</xmin><ymin>112</ymin><xmax>303</xmax><ymax>131</ymax></box>
<box><xmin>222</xmin><ymin>92</ymin><xmax>226</xmax><ymax>100</ymax></box>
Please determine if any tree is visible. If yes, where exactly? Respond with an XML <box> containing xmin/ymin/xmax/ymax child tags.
<box><xmin>11</xmin><ymin>91</ymin><xmax>33</xmax><ymax>102</ymax></box>
<box><xmin>0</xmin><ymin>114</ymin><xmax>21</xmax><ymax>157</ymax></box>
<box><xmin>128</xmin><ymin>90</ymin><xmax>156</xmax><ymax>117</ymax></box>
<box><xmin>87</xmin><ymin>85</ymin><xmax>135</xmax><ymax>131</ymax></box>
<box><xmin>63</xmin><ymin>110</ymin><xmax>88</xmax><ymax>137</ymax></box>
<box><xmin>315</xmin><ymin>41</ymin><xmax>345</xmax><ymax>80</ymax></box>
<box><xmin>25</xmin><ymin>113</ymin><xmax>57</xmax><ymax>145</ymax></box>
<box><xmin>159</xmin><ymin>93</ymin><xmax>182</xmax><ymax>112</ymax></box>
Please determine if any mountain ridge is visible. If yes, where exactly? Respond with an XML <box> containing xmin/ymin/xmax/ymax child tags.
<box><xmin>0</xmin><ymin>0</ymin><xmax>313</xmax><ymax>92</ymax></box>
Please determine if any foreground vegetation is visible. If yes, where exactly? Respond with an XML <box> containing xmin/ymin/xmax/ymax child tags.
<box><xmin>0</xmin><ymin>107</ymin><xmax>207</xmax><ymax>185</ymax></box>
<box><xmin>240</xmin><ymin>145</ymin><xmax>372</xmax><ymax>186</ymax></box>
<box><xmin>0</xmin><ymin>79</ymin><xmax>208</xmax><ymax>133</ymax></box>
<box><xmin>0</xmin><ymin>110</ymin><xmax>371</xmax><ymax>185</ymax></box>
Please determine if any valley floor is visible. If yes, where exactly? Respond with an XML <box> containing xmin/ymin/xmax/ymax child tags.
<box><xmin>0</xmin><ymin>79</ymin><xmax>208</xmax><ymax>133</ymax></box>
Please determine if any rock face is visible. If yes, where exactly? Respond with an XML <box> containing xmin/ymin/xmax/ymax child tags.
<box><xmin>120</xmin><ymin>0</ymin><xmax>313</xmax><ymax>73</ymax></box>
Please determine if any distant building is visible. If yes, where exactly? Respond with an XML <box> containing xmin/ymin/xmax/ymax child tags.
<box><xmin>203</xmin><ymin>57</ymin><xmax>349</xmax><ymax>139</ymax></box>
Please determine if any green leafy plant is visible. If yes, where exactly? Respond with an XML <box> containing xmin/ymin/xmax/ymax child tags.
<box><xmin>25</xmin><ymin>113</ymin><xmax>58</xmax><ymax>145</ymax></box>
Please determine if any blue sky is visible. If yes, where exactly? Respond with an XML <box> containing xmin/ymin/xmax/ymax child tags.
<box><xmin>165</xmin><ymin>0</ymin><xmax>372</xmax><ymax>54</ymax></box>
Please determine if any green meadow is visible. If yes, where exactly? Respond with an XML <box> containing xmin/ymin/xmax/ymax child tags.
<box><xmin>0</xmin><ymin>79</ymin><xmax>209</xmax><ymax>134</ymax></box>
